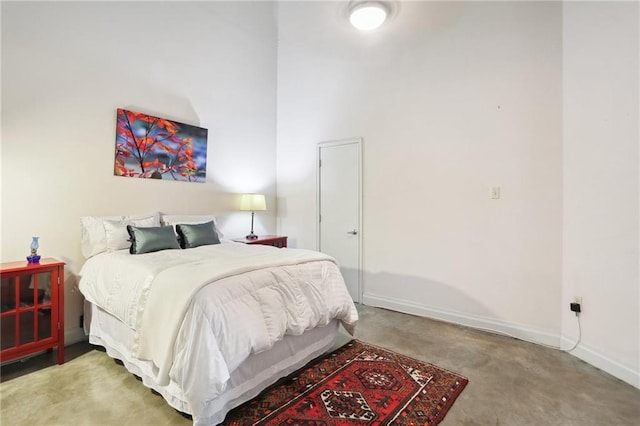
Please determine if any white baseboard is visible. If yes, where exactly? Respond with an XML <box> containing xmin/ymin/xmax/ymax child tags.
<box><xmin>64</xmin><ymin>327</ymin><xmax>88</xmax><ymax>346</ymax></box>
<box><xmin>363</xmin><ymin>293</ymin><xmax>639</xmax><ymax>390</ymax></box>
<box><xmin>363</xmin><ymin>293</ymin><xmax>561</xmax><ymax>347</ymax></box>
<box><xmin>561</xmin><ymin>335</ymin><xmax>640</xmax><ymax>389</ymax></box>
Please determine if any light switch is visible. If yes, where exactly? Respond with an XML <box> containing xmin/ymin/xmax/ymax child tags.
<box><xmin>491</xmin><ymin>187</ymin><xmax>501</xmax><ymax>199</ymax></box>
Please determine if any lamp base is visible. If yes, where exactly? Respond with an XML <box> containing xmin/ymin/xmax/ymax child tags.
<box><xmin>27</xmin><ymin>255</ymin><xmax>41</xmax><ymax>263</ymax></box>
<box><xmin>246</xmin><ymin>210</ymin><xmax>258</xmax><ymax>239</ymax></box>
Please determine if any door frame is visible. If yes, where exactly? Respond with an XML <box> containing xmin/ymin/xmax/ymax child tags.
<box><xmin>316</xmin><ymin>137</ymin><xmax>363</xmax><ymax>303</ymax></box>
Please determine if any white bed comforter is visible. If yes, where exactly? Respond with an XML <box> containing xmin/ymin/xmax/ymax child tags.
<box><xmin>79</xmin><ymin>243</ymin><xmax>358</xmax><ymax>398</ymax></box>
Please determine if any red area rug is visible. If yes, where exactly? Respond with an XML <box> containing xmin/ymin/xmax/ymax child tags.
<box><xmin>224</xmin><ymin>340</ymin><xmax>468</xmax><ymax>425</ymax></box>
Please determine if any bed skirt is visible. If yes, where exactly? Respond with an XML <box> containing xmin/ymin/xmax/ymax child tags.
<box><xmin>85</xmin><ymin>302</ymin><xmax>340</xmax><ymax>425</ymax></box>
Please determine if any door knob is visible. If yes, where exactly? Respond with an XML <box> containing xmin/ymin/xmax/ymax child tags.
<box><xmin>347</xmin><ymin>230</ymin><xmax>358</xmax><ymax>235</ymax></box>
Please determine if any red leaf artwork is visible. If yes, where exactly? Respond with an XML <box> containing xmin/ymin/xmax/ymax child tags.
<box><xmin>114</xmin><ymin>108</ymin><xmax>208</xmax><ymax>182</ymax></box>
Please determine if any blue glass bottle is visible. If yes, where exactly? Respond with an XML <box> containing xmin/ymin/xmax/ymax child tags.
<box><xmin>27</xmin><ymin>236</ymin><xmax>41</xmax><ymax>263</ymax></box>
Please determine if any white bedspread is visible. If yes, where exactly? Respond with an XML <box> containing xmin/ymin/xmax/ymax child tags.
<box><xmin>79</xmin><ymin>243</ymin><xmax>358</xmax><ymax>393</ymax></box>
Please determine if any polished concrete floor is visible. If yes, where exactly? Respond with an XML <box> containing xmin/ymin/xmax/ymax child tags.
<box><xmin>1</xmin><ymin>304</ymin><xmax>639</xmax><ymax>425</ymax></box>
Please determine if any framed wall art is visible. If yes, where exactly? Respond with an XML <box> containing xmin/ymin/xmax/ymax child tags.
<box><xmin>114</xmin><ymin>108</ymin><xmax>208</xmax><ymax>182</ymax></box>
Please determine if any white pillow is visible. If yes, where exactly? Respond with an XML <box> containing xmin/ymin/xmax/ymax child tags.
<box><xmin>103</xmin><ymin>215</ymin><xmax>160</xmax><ymax>252</ymax></box>
<box><xmin>102</xmin><ymin>219</ymin><xmax>130</xmax><ymax>251</ymax></box>
<box><xmin>80</xmin><ymin>215</ymin><xmax>123</xmax><ymax>258</ymax></box>
<box><xmin>80</xmin><ymin>212</ymin><xmax>161</xmax><ymax>258</ymax></box>
<box><xmin>161</xmin><ymin>214</ymin><xmax>224</xmax><ymax>240</ymax></box>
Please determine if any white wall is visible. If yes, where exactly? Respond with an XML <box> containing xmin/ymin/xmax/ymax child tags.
<box><xmin>1</xmin><ymin>1</ymin><xmax>278</xmax><ymax>343</ymax></box>
<box><xmin>562</xmin><ymin>1</ymin><xmax>639</xmax><ymax>387</ymax></box>
<box><xmin>3</xmin><ymin>0</ymin><xmax>637</xmax><ymax>390</ymax></box>
<box><xmin>277</xmin><ymin>1</ymin><xmax>563</xmax><ymax>343</ymax></box>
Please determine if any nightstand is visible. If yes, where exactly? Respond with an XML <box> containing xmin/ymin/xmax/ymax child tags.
<box><xmin>232</xmin><ymin>235</ymin><xmax>288</xmax><ymax>248</ymax></box>
<box><xmin>0</xmin><ymin>258</ymin><xmax>65</xmax><ymax>365</ymax></box>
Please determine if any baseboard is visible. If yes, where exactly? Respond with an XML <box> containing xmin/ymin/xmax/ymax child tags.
<box><xmin>363</xmin><ymin>293</ymin><xmax>561</xmax><ymax>348</ymax></box>
<box><xmin>363</xmin><ymin>293</ymin><xmax>640</xmax><ymax>390</ymax></box>
<box><xmin>561</xmin><ymin>335</ymin><xmax>640</xmax><ymax>389</ymax></box>
<box><xmin>64</xmin><ymin>327</ymin><xmax>88</xmax><ymax>346</ymax></box>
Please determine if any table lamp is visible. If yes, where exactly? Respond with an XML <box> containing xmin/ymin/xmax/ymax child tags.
<box><xmin>240</xmin><ymin>194</ymin><xmax>266</xmax><ymax>239</ymax></box>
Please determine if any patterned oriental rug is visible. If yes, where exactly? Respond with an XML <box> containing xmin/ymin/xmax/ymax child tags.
<box><xmin>224</xmin><ymin>340</ymin><xmax>468</xmax><ymax>425</ymax></box>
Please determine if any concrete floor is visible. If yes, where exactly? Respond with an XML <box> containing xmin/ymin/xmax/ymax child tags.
<box><xmin>1</xmin><ymin>304</ymin><xmax>639</xmax><ymax>425</ymax></box>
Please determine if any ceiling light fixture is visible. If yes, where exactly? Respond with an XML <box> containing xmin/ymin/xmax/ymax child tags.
<box><xmin>349</xmin><ymin>1</ymin><xmax>388</xmax><ymax>31</ymax></box>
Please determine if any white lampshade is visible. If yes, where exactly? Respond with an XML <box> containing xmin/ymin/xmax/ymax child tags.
<box><xmin>240</xmin><ymin>194</ymin><xmax>266</xmax><ymax>211</ymax></box>
<box><xmin>350</xmin><ymin>2</ymin><xmax>388</xmax><ymax>31</ymax></box>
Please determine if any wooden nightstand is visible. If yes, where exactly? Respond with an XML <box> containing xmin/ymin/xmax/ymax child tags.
<box><xmin>0</xmin><ymin>258</ymin><xmax>65</xmax><ymax>365</ymax></box>
<box><xmin>232</xmin><ymin>235</ymin><xmax>288</xmax><ymax>248</ymax></box>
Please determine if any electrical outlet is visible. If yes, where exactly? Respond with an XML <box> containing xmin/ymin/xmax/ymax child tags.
<box><xmin>570</xmin><ymin>296</ymin><xmax>582</xmax><ymax>316</ymax></box>
<box><xmin>570</xmin><ymin>302</ymin><xmax>581</xmax><ymax>315</ymax></box>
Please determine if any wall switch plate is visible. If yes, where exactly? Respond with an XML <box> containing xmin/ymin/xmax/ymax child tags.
<box><xmin>491</xmin><ymin>187</ymin><xmax>501</xmax><ymax>199</ymax></box>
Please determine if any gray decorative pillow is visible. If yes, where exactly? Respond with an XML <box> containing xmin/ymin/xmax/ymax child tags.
<box><xmin>176</xmin><ymin>221</ymin><xmax>221</xmax><ymax>249</ymax></box>
<box><xmin>127</xmin><ymin>225</ymin><xmax>180</xmax><ymax>254</ymax></box>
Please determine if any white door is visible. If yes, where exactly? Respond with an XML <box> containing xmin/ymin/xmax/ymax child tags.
<box><xmin>317</xmin><ymin>138</ymin><xmax>362</xmax><ymax>302</ymax></box>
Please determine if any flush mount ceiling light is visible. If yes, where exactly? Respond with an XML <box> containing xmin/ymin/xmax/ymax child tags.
<box><xmin>349</xmin><ymin>1</ymin><xmax>389</xmax><ymax>31</ymax></box>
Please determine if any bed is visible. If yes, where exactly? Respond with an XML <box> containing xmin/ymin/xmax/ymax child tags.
<box><xmin>77</xmin><ymin>213</ymin><xmax>358</xmax><ymax>425</ymax></box>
